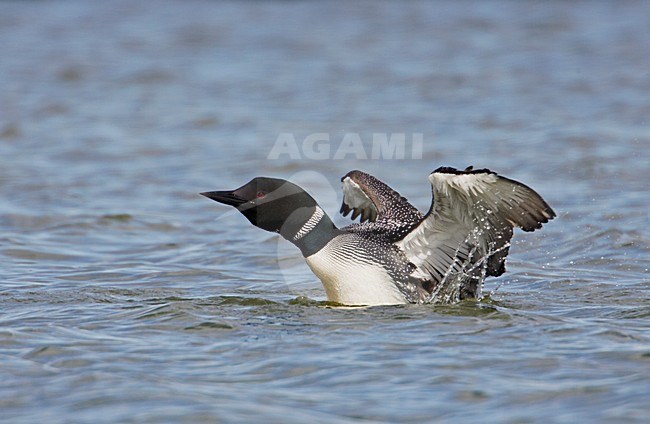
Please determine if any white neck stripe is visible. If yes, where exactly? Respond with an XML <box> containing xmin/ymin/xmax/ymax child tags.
<box><xmin>293</xmin><ymin>207</ymin><xmax>325</xmax><ymax>241</ymax></box>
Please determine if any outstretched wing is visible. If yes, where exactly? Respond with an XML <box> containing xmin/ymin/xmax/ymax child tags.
<box><xmin>396</xmin><ymin>166</ymin><xmax>555</xmax><ymax>302</ymax></box>
<box><xmin>340</xmin><ymin>170</ymin><xmax>423</xmax><ymax>227</ymax></box>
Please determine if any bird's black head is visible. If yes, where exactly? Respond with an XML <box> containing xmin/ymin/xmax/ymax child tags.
<box><xmin>201</xmin><ymin>177</ymin><xmax>321</xmax><ymax>239</ymax></box>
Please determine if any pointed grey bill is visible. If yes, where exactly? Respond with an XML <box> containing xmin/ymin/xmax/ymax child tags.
<box><xmin>200</xmin><ymin>191</ymin><xmax>247</xmax><ymax>207</ymax></box>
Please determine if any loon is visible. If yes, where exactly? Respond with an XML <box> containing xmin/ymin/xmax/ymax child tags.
<box><xmin>201</xmin><ymin>167</ymin><xmax>555</xmax><ymax>305</ymax></box>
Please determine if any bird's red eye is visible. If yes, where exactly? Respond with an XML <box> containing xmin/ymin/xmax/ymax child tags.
<box><xmin>256</xmin><ymin>191</ymin><xmax>266</xmax><ymax>198</ymax></box>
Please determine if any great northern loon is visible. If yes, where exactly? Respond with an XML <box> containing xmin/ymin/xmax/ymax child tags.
<box><xmin>201</xmin><ymin>167</ymin><xmax>555</xmax><ymax>305</ymax></box>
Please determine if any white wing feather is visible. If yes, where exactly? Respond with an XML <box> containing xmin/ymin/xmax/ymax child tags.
<box><xmin>396</xmin><ymin>167</ymin><xmax>555</xmax><ymax>301</ymax></box>
<box><xmin>341</xmin><ymin>177</ymin><xmax>378</xmax><ymax>222</ymax></box>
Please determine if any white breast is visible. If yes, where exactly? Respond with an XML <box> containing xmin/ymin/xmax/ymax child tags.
<box><xmin>304</xmin><ymin>238</ymin><xmax>407</xmax><ymax>306</ymax></box>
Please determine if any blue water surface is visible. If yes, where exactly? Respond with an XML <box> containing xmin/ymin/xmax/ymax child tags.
<box><xmin>1</xmin><ymin>1</ymin><xmax>648</xmax><ymax>423</ymax></box>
